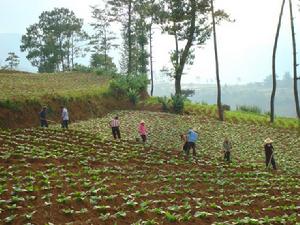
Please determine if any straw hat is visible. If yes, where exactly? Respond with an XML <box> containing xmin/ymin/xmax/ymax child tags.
<box><xmin>264</xmin><ymin>138</ymin><xmax>273</xmax><ymax>144</ymax></box>
<box><xmin>140</xmin><ymin>120</ymin><xmax>145</xmax><ymax>124</ymax></box>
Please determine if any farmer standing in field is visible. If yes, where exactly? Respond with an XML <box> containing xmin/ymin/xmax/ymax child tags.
<box><xmin>39</xmin><ymin>106</ymin><xmax>48</xmax><ymax>128</ymax></box>
<box><xmin>138</xmin><ymin>120</ymin><xmax>147</xmax><ymax>143</ymax></box>
<box><xmin>186</xmin><ymin>128</ymin><xmax>198</xmax><ymax>157</ymax></box>
<box><xmin>61</xmin><ymin>106</ymin><xmax>69</xmax><ymax>129</ymax></box>
<box><xmin>110</xmin><ymin>116</ymin><xmax>121</xmax><ymax>139</ymax></box>
<box><xmin>264</xmin><ymin>138</ymin><xmax>277</xmax><ymax>170</ymax></box>
<box><xmin>223</xmin><ymin>137</ymin><xmax>232</xmax><ymax>162</ymax></box>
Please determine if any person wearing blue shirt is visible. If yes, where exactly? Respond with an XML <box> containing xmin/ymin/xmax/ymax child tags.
<box><xmin>187</xmin><ymin>128</ymin><xmax>198</xmax><ymax>157</ymax></box>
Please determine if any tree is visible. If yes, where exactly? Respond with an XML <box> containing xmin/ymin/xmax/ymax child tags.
<box><xmin>211</xmin><ymin>0</ymin><xmax>223</xmax><ymax>121</ymax></box>
<box><xmin>4</xmin><ymin>52</ymin><xmax>20</xmax><ymax>70</ymax></box>
<box><xmin>289</xmin><ymin>0</ymin><xmax>300</xmax><ymax>119</ymax></box>
<box><xmin>90</xmin><ymin>5</ymin><xmax>118</xmax><ymax>72</ymax></box>
<box><xmin>158</xmin><ymin>0</ymin><xmax>229</xmax><ymax>95</ymax></box>
<box><xmin>107</xmin><ymin>0</ymin><xmax>135</xmax><ymax>75</ymax></box>
<box><xmin>134</xmin><ymin>13</ymin><xmax>149</xmax><ymax>74</ymax></box>
<box><xmin>135</xmin><ymin>0</ymin><xmax>160</xmax><ymax>96</ymax></box>
<box><xmin>20</xmin><ymin>8</ymin><xmax>86</xmax><ymax>73</ymax></box>
<box><xmin>90</xmin><ymin>53</ymin><xmax>117</xmax><ymax>72</ymax></box>
<box><xmin>270</xmin><ymin>0</ymin><xmax>286</xmax><ymax>123</ymax></box>
<box><xmin>281</xmin><ymin>72</ymin><xmax>292</xmax><ymax>87</ymax></box>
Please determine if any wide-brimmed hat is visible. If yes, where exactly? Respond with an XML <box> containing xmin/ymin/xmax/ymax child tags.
<box><xmin>140</xmin><ymin>120</ymin><xmax>145</xmax><ymax>124</ymax></box>
<box><xmin>264</xmin><ymin>138</ymin><xmax>273</xmax><ymax>144</ymax></box>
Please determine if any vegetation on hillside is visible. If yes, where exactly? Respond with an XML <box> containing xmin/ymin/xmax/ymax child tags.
<box><xmin>0</xmin><ymin>72</ymin><xmax>108</xmax><ymax>101</ymax></box>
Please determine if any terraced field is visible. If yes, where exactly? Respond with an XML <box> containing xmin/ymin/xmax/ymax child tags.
<box><xmin>0</xmin><ymin>111</ymin><xmax>299</xmax><ymax>224</ymax></box>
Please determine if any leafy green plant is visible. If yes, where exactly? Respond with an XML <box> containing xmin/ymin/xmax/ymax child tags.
<box><xmin>171</xmin><ymin>94</ymin><xmax>185</xmax><ymax>114</ymax></box>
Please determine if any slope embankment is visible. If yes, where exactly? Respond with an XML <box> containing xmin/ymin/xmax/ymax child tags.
<box><xmin>0</xmin><ymin>71</ymin><xmax>155</xmax><ymax>129</ymax></box>
<box><xmin>0</xmin><ymin>95</ymin><xmax>140</xmax><ymax>129</ymax></box>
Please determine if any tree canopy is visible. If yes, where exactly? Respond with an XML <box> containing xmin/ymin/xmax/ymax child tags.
<box><xmin>20</xmin><ymin>8</ymin><xmax>87</xmax><ymax>73</ymax></box>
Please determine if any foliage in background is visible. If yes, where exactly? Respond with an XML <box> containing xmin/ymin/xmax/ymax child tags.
<box><xmin>108</xmin><ymin>73</ymin><xmax>148</xmax><ymax>104</ymax></box>
<box><xmin>20</xmin><ymin>8</ymin><xmax>88</xmax><ymax>73</ymax></box>
<box><xmin>90</xmin><ymin>53</ymin><xmax>117</xmax><ymax>73</ymax></box>
<box><xmin>89</xmin><ymin>5</ymin><xmax>118</xmax><ymax>72</ymax></box>
<box><xmin>158</xmin><ymin>0</ymin><xmax>230</xmax><ymax>95</ymax></box>
<box><xmin>3</xmin><ymin>52</ymin><xmax>20</xmax><ymax>70</ymax></box>
<box><xmin>171</xmin><ymin>94</ymin><xmax>185</xmax><ymax>114</ymax></box>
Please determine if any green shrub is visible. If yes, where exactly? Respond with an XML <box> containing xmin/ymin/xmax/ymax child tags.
<box><xmin>0</xmin><ymin>99</ymin><xmax>21</xmax><ymax>111</ymax></box>
<box><xmin>72</xmin><ymin>64</ymin><xmax>92</xmax><ymax>73</ymax></box>
<box><xmin>93</xmin><ymin>68</ymin><xmax>118</xmax><ymax>78</ymax></box>
<box><xmin>108</xmin><ymin>73</ymin><xmax>148</xmax><ymax>101</ymax></box>
<box><xmin>108</xmin><ymin>78</ymin><xmax>128</xmax><ymax>99</ymax></box>
<box><xmin>236</xmin><ymin>105</ymin><xmax>261</xmax><ymax>114</ymax></box>
<box><xmin>127</xmin><ymin>88</ymin><xmax>139</xmax><ymax>105</ymax></box>
<box><xmin>158</xmin><ymin>97</ymin><xmax>170</xmax><ymax>112</ymax></box>
<box><xmin>171</xmin><ymin>94</ymin><xmax>185</xmax><ymax>114</ymax></box>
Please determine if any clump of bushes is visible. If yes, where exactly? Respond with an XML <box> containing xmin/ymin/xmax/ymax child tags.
<box><xmin>157</xmin><ymin>97</ymin><xmax>170</xmax><ymax>112</ymax></box>
<box><xmin>108</xmin><ymin>73</ymin><xmax>148</xmax><ymax>105</ymax></box>
<box><xmin>236</xmin><ymin>105</ymin><xmax>262</xmax><ymax>114</ymax></box>
<box><xmin>72</xmin><ymin>64</ymin><xmax>92</xmax><ymax>73</ymax></box>
<box><xmin>171</xmin><ymin>94</ymin><xmax>185</xmax><ymax>114</ymax></box>
<box><xmin>156</xmin><ymin>94</ymin><xmax>186</xmax><ymax>114</ymax></box>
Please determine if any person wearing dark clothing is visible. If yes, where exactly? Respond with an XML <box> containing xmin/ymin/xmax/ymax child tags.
<box><xmin>39</xmin><ymin>106</ymin><xmax>48</xmax><ymax>128</ymax></box>
<box><xmin>180</xmin><ymin>134</ymin><xmax>189</xmax><ymax>155</ymax></box>
<box><xmin>186</xmin><ymin>128</ymin><xmax>198</xmax><ymax>157</ymax></box>
<box><xmin>110</xmin><ymin>116</ymin><xmax>121</xmax><ymax>139</ymax></box>
<box><xmin>223</xmin><ymin>138</ymin><xmax>232</xmax><ymax>162</ymax></box>
<box><xmin>264</xmin><ymin>138</ymin><xmax>277</xmax><ymax>170</ymax></box>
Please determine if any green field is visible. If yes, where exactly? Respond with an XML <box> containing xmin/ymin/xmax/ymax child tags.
<box><xmin>0</xmin><ymin>72</ymin><xmax>108</xmax><ymax>101</ymax></box>
<box><xmin>0</xmin><ymin>110</ymin><xmax>299</xmax><ymax>224</ymax></box>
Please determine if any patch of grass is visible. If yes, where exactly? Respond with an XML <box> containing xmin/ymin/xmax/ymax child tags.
<box><xmin>236</xmin><ymin>105</ymin><xmax>262</xmax><ymax>114</ymax></box>
<box><xmin>0</xmin><ymin>72</ymin><xmax>109</xmax><ymax>101</ymax></box>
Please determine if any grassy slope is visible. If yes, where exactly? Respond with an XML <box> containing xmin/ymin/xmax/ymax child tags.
<box><xmin>0</xmin><ymin>72</ymin><xmax>120</xmax><ymax>128</ymax></box>
<box><xmin>0</xmin><ymin>72</ymin><xmax>108</xmax><ymax>101</ymax></box>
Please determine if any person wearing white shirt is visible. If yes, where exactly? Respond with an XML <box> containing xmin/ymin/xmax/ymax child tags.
<box><xmin>61</xmin><ymin>106</ymin><xmax>69</xmax><ymax>129</ymax></box>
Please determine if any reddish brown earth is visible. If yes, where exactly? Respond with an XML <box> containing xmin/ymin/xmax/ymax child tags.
<box><xmin>0</xmin><ymin>95</ymin><xmax>162</xmax><ymax>129</ymax></box>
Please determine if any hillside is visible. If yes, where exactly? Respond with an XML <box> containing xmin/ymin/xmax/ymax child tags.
<box><xmin>0</xmin><ymin>110</ymin><xmax>299</xmax><ymax>224</ymax></box>
<box><xmin>0</xmin><ymin>71</ymin><xmax>108</xmax><ymax>100</ymax></box>
<box><xmin>0</xmin><ymin>71</ymin><xmax>136</xmax><ymax>128</ymax></box>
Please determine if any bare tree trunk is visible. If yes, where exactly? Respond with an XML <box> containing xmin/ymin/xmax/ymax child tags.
<box><xmin>174</xmin><ymin>0</ymin><xmax>196</xmax><ymax>95</ymax></box>
<box><xmin>271</xmin><ymin>0</ymin><xmax>286</xmax><ymax>123</ymax></box>
<box><xmin>71</xmin><ymin>36</ymin><xmax>74</xmax><ymax>70</ymax></box>
<box><xmin>127</xmin><ymin>0</ymin><xmax>132</xmax><ymax>75</ymax></box>
<box><xmin>211</xmin><ymin>0</ymin><xmax>224</xmax><ymax>121</ymax></box>
<box><xmin>289</xmin><ymin>0</ymin><xmax>300</xmax><ymax>119</ymax></box>
<box><xmin>174</xmin><ymin>28</ymin><xmax>181</xmax><ymax>95</ymax></box>
<box><xmin>149</xmin><ymin>23</ymin><xmax>154</xmax><ymax>96</ymax></box>
<box><xmin>104</xmin><ymin>30</ymin><xmax>108</xmax><ymax>71</ymax></box>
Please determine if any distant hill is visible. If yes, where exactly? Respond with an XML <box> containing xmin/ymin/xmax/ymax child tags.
<box><xmin>0</xmin><ymin>33</ymin><xmax>35</xmax><ymax>72</ymax></box>
<box><xmin>152</xmin><ymin>82</ymin><xmax>300</xmax><ymax>118</ymax></box>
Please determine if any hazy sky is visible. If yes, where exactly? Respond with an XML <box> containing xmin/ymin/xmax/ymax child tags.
<box><xmin>0</xmin><ymin>0</ymin><xmax>299</xmax><ymax>84</ymax></box>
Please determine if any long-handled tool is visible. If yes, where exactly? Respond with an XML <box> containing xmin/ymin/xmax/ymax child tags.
<box><xmin>267</xmin><ymin>152</ymin><xmax>274</xmax><ymax>169</ymax></box>
<box><xmin>46</xmin><ymin>119</ymin><xmax>57</xmax><ymax>123</ymax></box>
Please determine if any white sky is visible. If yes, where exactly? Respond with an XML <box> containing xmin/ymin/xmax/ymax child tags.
<box><xmin>0</xmin><ymin>0</ymin><xmax>299</xmax><ymax>84</ymax></box>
